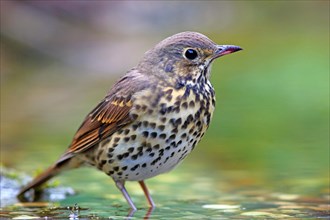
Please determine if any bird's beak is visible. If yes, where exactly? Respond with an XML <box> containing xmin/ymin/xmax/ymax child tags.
<box><xmin>213</xmin><ymin>45</ymin><xmax>242</xmax><ymax>59</ymax></box>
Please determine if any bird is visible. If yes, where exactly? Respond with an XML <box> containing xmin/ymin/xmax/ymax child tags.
<box><xmin>17</xmin><ymin>31</ymin><xmax>242</xmax><ymax>211</ymax></box>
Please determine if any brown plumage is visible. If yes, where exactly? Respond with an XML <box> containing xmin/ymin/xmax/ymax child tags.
<box><xmin>17</xmin><ymin>32</ymin><xmax>242</xmax><ymax>210</ymax></box>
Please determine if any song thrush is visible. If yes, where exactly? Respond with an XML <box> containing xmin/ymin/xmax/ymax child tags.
<box><xmin>17</xmin><ymin>31</ymin><xmax>242</xmax><ymax>210</ymax></box>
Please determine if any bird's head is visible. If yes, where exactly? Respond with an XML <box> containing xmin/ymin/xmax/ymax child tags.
<box><xmin>138</xmin><ymin>31</ymin><xmax>242</xmax><ymax>86</ymax></box>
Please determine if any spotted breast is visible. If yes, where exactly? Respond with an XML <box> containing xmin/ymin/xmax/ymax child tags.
<box><xmin>84</xmin><ymin>74</ymin><xmax>215</xmax><ymax>182</ymax></box>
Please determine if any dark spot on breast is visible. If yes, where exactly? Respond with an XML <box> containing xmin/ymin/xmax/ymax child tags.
<box><xmin>149</xmin><ymin>152</ymin><xmax>155</xmax><ymax>157</ymax></box>
<box><xmin>176</xmin><ymin>95</ymin><xmax>182</xmax><ymax>101</ymax></box>
<box><xmin>159</xmin><ymin>103</ymin><xmax>167</xmax><ymax>115</ymax></box>
<box><xmin>172</xmin><ymin>127</ymin><xmax>178</xmax><ymax>133</ymax></box>
<box><xmin>151</xmin><ymin>157</ymin><xmax>161</xmax><ymax>165</ymax></box>
<box><xmin>132</xmin><ymin>122</ymin><xmax>141</xmax><ymax>130</ymax></box>
<box><xmin>181</xmin><ymin>102</ymin><xmax>188</xmax><ymax>109</ymax></box>
<box><xmin>207</xmin><ymin>114</ymin><xmax>211</xmax><ymax>125</ymax></box>
<box><xmin>130</xmin><ymin>164</ymin><xmax>140</xmax><ymax>171</ymax></box>
<box><xmin>102</xmin><ymin>138</ymin><xmax>111</xmax><ymax>146</ymax></box>
<box><xmin>189</xmin><ymin>101</ymin><xmax>195</xmax><ymax>108</ymax></box>
<box><xmin>176</xmin><ymin>118</ymin><xmax>182</xmax><ymax>126</ymax></box>
<box><xmin>166</xmin><ymin>89</ymin><xmax>173</xmax><ymax>95</ymax></box>
<box><xmin>143</xmin><ymin>121</ymin><xmax>149</xmax><ymax>127</ymax></box>
<box><xmin>189</xmin><ymin>127</ymin><xmax>195</xmax><ymax>134</ymax></box>
<box><xmin>150</xmin><ymin>132</ymin><xmax>157</xmax><ymax>138</ymax></box>
<box><xmin>158</xmin><ymin>125</ymin><xmax>165</xmax><ymax>131</ymax></box>
<box><xmin>130</xmin><ymin>135</ymin><xmax>137</xmax><ymax>141</ymax></box>
<box><xmin>192</xmin><ymin>140</ymin><xmax>198</xmax><ymax>150</ymax></box>
<box><xmin>124</xmin><ymin>129</ymin><xmax>130</xmax><ymax>135</ymax></box>
<box><xmin>168</xmin><ymin>134</ymin><xmax>176</xmax><ymax>140</ymax></box>
<box><xmin>170</xmin><ymin>118</ymin><xmax>182</xmax><ymax>127</ymax></box>
<box><xmin>142</xmin><ymin>131</ymin><xmax>149</xmax><ymax>138</ymax></box>
<box><xmin>114</xmin><ymin>166</ymin><xmax>119</xmax><ymax>171</ymax></box>
<box><xmin>131</xmin><ymin>154</ymin><xmax>138</xmax><ymax>160</ymax></box>
<box><xmin>124</xmin><ymin>137</ymin><xmax>130</xmax><ymax>142</ymax></box>
<box><xmin>149</xmin><ymin>122</ymin><xmax>156</xmax><ymax>129</ymax></box>
<box><xmin>181</xmin><ymin>122</ymin><xmax>189</xmax><ymax>129</ymax></box>
<box><xmin>159</xmin><ymin>133</ymin><xmax>166</xmax><ymax>139</ymax></box>
<box><xmin>131</xmin><ymin>114</ymin><xmax>138</xmax><ymax>120</ymax></box>
<box><xmin>166</xmin><ymin>106</ymin><xmax>173</xmax><ymax>112</ymax></box>
<box><xmin>113</xmin><ymin>137</ymin><xmax>120</xmax><ymax>143</ymax></box>
<box><xmin>128</xmin><ymin>147</ymin><xmax>134</xmax><ymax>153</ymax></box>
<box><xmin>122</xmin><ymin>166</ymin><xmax>127</xmax><ymax>171</ymax></box>
<box><xmin>142</xmin><ymin>163</ymin><xmax>147</xmax><ymax>168</ymax></box>
<box><xmin>194</xmin><ymin>110</ymin><xmax>201</xmax><ymax>119</ymax></box>
<box><xmin>153</xmin><ymin>144</ymin><xmax>160</xmax><ymax>149</ymax></box>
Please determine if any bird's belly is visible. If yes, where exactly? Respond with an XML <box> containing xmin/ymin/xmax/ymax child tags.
<box><xmin>91</xmin><ymin>86</ymin><xmax>215</xmax><ymax>181</ymax></box>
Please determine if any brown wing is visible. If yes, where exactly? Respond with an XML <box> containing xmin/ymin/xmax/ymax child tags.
<box><xmin>67</xmin><ymin>96</ymin><xmax>133</xmax><ymax>154</ymax></box>
<box><xmin>58</xmin><ymin>70</ymin><xmax>150</xmax><ymax>161</ymax></box>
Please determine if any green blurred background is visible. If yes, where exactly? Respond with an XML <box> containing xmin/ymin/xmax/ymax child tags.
<box><xmin>1</xmin><ymin>1</ymin><xmax>329</xmax><ymax>195</ymax></box>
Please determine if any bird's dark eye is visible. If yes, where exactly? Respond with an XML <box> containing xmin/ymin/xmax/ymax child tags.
<box><xmin>184</xmin><ymin>48</ymin><xmax>198</xmax><ymax>60</ymax></box>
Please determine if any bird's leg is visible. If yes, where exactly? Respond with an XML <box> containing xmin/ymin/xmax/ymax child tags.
<box><xmin>138</xmin><ymin>181</ymin><xmax>156</xmax><ymax>208</ymax></box>
<box><xmin>115</xmin><ymin>180</ymin><xmax>137</xmax><ymax>211</ymax></box>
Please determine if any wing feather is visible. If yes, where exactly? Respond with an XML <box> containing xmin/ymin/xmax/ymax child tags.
<box><xmin>61</xmin><ymin>70</ymin><xmax>149</xmax><ymax>156</ymax></box>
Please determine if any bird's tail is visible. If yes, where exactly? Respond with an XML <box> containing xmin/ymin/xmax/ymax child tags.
<box><xmin>17</xmin><ymin>154</ymin><xmax>78</xmax><ymax>202</ymax></box>
<box><xmin>17</xmin><ymin>164</ymin><xmax>61</xmax><ymax>201</ymax></box>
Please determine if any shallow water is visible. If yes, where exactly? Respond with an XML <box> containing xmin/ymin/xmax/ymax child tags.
<box><xmin>1</xmin><ymin>163</ymin><xmax>329</xmax><ymax>219</ymax></box>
